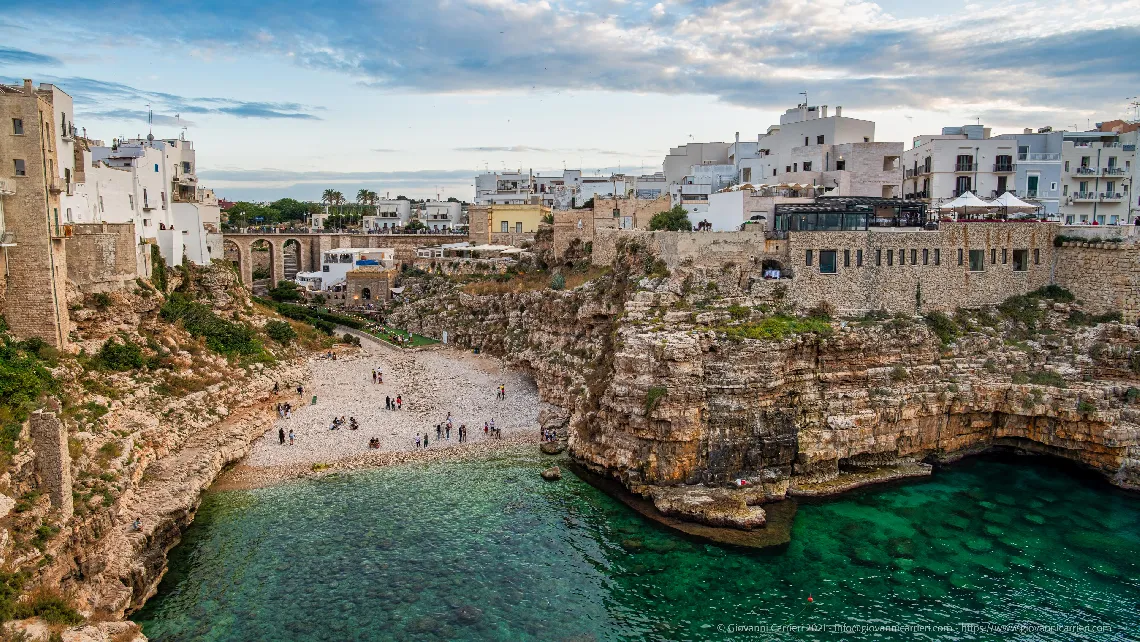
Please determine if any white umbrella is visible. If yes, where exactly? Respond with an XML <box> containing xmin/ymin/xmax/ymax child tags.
<box><xmin>938</xmin><ymin>191</ymin><xmax>994</xmax><ymax>214</ymax></box>
<box><xmin>989</xmin><ymin>191</ymin><xmax>1037</xmax><ymax>213</ymax></box>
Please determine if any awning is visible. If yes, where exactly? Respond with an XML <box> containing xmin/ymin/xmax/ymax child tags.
<box><xmin>988</xmin><ymin>191</ymin><xmax>1037</xmax><ymax>212</ymax></box>
<box><xmin>938</xmin><ymin>191</ymin><xmax>994</xmax><ymax>213</ymax></box>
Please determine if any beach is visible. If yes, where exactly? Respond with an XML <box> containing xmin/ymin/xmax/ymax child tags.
<box><xmin>218</xmin><ymin>337</ymin><xmax>544</xmax><ymax>489</ymax></box>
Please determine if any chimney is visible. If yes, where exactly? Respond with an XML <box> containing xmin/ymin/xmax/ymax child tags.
<box><xmin>735</xmin><ymin>132</ymin><xmax>740</xmax><ymax>143</ymax></box>
<box><xmin>835</xmin><ymin>106</ymin><xmax>842</xmax><ymax>117</ymax></box>
<box><xmin>1023</xmin><ymin>128</ymin><xmax>1033</xmax><ymax>135</ymax></box>
<box><xmin>821</xmin><ymin>105</ymin><xmax>828</xmax><ymax>118</ymax></box>
<box><xmin>23</xmin><ymin>78</ymin><xmax>33</xmax><ymax>95</ymax></box>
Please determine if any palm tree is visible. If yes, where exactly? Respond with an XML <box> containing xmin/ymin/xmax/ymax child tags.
<box><xmin>321</xmin><ymin>188</ymin><xmax>336</xmax><ymax>209</ymax></box>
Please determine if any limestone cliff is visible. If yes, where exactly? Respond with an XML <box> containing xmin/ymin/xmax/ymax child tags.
<box><xmin>391</xmin><ymin>243</ymin><xmax>1140</xmax><ymax>529</ymax></box>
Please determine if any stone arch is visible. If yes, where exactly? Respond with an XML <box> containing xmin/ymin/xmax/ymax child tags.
<box><xmin>361</xmin><ymin>287</ymin><xmax>372</xmax><ymax>301</ymax></box>
<box><xmin>250</xmin><ymin>238</ymin><xmax>275</xmax><ymax>295</ymax></box>
<box><xmin>223</xmin><ymin>238</ymin><xmax>250</xmax><ymax>286</ymax></box>
<box><xmin>282</xmin><ymin>238</ymin><xmax>302</xmax><ymax>281</ymax></box>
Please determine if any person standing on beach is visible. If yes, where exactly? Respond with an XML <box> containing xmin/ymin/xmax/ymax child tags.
<box><xmin>372</xmin><ymin>369</ymin><xmax>377</xmax><ymax>384</ymax></box>
<box><xmin>279</xmin><ymin>427</ymin><xmax>285</xmax><ymax>445</ymax></box>
<box><xmin>423</xmin><ymin>433</ymin><xmax>429</xmax><ymax>448</ymax></box>
<box><xmin>288</xmin><ymin>429</ymin><xmax>295</xmax><ymax>445</ymax></box>
<box><xmin>297</xmin><ymin>385</ymin><xmax>304</xmax><ymax>398</ymax></box>
<box><xmin>385</xmin><ymin>396</ymin><xmax>391</xmax><ymax>410</ymax></box>
<box><xmin>274</xmin><ymin>382</ymin><xmax>280</xmax><ymax>395</ymax></box>
<box><xmin>436</xmin><ymin>424</ymin><xmax>442</xmax><ymax>440</ymax></box>
<box><xmin>445</xmin><ymin>423</ymin><xmax>450</xmax><ymax>440</ymax></box>
<box><xmin>397</xmin><ymin>395</ymin><xmax>402</xmax><ymax>410</ymax></box>
<box><xmin>484</xmin><ymin>422</ymin><xmax>488</xmax><ymax>436</ymax></box>
<box><xmin>416</xmin><ymin>435</ymin><xmax>421</xmax><ymax>448</ymax></box>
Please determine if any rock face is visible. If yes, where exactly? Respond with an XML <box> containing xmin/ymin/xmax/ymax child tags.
<box><xmin>391</xmin><ymin>246</ymin><xmax>1140</xmax><ymax>519</ymax></box>
<box><xmin>541</xmin><ymin>466</ymin><xmax>562</xmax><ymax>481</ymax></box>
<box><xmin>540</xmin><ymin>442</ymin><xmax>566</xmax><ymax>455</ymax></box>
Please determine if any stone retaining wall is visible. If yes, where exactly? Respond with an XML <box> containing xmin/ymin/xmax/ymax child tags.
<box><xmin>1054</xmin><ymin>241</ymin><xmax>1140</xmax><ymax>323</ymax></box>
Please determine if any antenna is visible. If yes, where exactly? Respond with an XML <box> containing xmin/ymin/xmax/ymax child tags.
<box><xmin>1128</xmin><ymin>96</ymin><xmax>1140</xmax><ymax>122</ymax></box>
<box><xmin>146</xmin><ymin>103</ymin><xmax>154</xmax><ymax>141</ymax></box>
<box><xmin>799</xmin><ymin>90</ymin><xmax>808</xmax><ymax>107</ymax></box>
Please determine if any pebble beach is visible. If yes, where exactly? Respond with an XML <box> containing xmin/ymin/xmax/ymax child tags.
<box><xmin>219</xmin><ymin>335</ymin><xmax>544</xmax><ymax>489</ymax></box>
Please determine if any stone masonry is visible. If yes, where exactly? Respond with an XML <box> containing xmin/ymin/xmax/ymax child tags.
<box><xmin>1054</xmin><ymin>240</ymin><xmax>1140</xmax><ymax>323</ymax></box>
<box><xmin>30</xmin><ymin>408</ymin><xmax>73</xmax><ymax>520</ymax></box>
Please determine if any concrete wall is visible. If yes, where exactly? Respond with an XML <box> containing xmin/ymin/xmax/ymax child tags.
<box><xmin>65</xmin><ymin>223</ymin><xmax>139</xmax><ymax>292</ymax></box>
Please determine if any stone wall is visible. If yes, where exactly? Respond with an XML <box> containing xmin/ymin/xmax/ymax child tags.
<box><xmin>591</xmin><ymin>228</ymin><xmax>773</xmax><ymax>269</ymax></box>
<box><xmin>30</xmin><ymin>408</ymin><xmax>73</xmax><ymax>520</ymax></box>
<box><xmin>489</xmin><ymin>231</ymin><xmax>537</xmax><ymax>247</ymax></box>
<box><xmin>788</xmin><ymin>222</ymin><xmax>1055</xmax><ymax>315</ymax></box>
<box><xmin>468</xmin><ymin>206</ymin><xmax>490</xmax><ymax>244</ymax></box>
<box><xmin>1054</xmin><ymin>241</ymin><xmax>1140</xmax><ymax>322</ymax></box>
<box><xmin>65</xmin><ymin>223</ymin><xmax>139</xmax><ymax>292</ymax></box>
<box><xmin>343</xmin><ymin>268</ymin><xmax>392</xmax><ymax>306</ymax></box>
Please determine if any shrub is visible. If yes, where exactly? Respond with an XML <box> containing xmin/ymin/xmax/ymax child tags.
<box><xmin>251</xmin><ymin>266</ymin><xmax>272</xmax><ymax>280</ymax></box>
<box><xmin>647</xmin><ymin>205</ymin><xmax>692</xmax><ymax>231</ymax></box>
<box><xmin>890</xmin><ymin>365</ymin><xmax>908</xmax><ymax>382</ymax></box>
<box><xmin>15</xmin><ymin>588</ymin><xmax>83</xmax><ymax>626</ymax></box>
<box><xmin>983</xmin><ymin>358</ymin><xmax>997</xmax><ymax>373</ymax></box>
<box><xmin>719</xmin><ymin>315</ymin><xmax>831</xmax><ymax>341</ymax></box>
<box><xmin>265</xmin><ymin>320</ymin><xmax>297</xmax><ymax>345</ymax></box>
<box><xmin>268</xmin><ymin>280</ymin><xmax>303</xmax><ymax>302</ymax></box>
<box><xmin>1011</xmin><ymin>372</ymin><xmax>1030</xmax><ymax>385</ymax></box>
<box><xmin>1126</xmin><ymin>387</ymin><xmax>1140</xmax><ymax>404</ymax></box>
<box><xmin>1028</xmin><ymin>370</ymin><xmax>1067</xmax><ymax>388</ymax></box>
<box><xmin>1077</xmin><ymin>399</ymin><xmax>1097</xmax><ymax>414</ymax></box>
<box><xmin>150</xmin><ymin>244</ymin><xmax>167</xmax><ymax>292</ymax></box>
<box><xmin>96</xmin><ymin>338</ymin><xmax>144</xmax><ymax>371</ymax></box>
<box><xmin>923</xmin><ymin>311</ymin><xmax>960</xmax><ymax>346</ymax></box>
<box><xmin>549</xmin><ymin>273</ymin><xmax>566</xmax><ymax>290</ymax></box>
<box><xmin>160</xmin><ymin>294</ymin><xmax>263</xmax><ymax>356</ymax></box>
<box><xmin>1028</xmin><ymin>285</ymin><xmax>1075</xmax><ymax>302</ymax></box>
<box><xmin>807</xmin><ymin>301</ymin><xmax>836</xmax><ymax>320</ymax></box>
<box><xmin>727</xmin><ymin>305</ymin><xmax>750</xmax><ymax>320</ymax></box>
<box><xmin>342</xmin><ymin>333</ymin><xmax>361</xmax><ymax>346</ymax></box>
<box><xmin>92</xmin><ymin>292</ymin><xmax>112</xmax><ymax>309</ymax></box>
<box><xmin>645</xmin><ymin>386</ymin><xmax>667</xmax><ymax>414</ymax></box>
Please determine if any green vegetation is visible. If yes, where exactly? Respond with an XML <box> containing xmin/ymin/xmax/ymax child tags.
<box><xmin>1012</xmin><ymin>372</ymin><xmax>1030</xmax><ymax>385</ymax></box>
<box><xmin>367</xmin><ymin>326</ymin><xmax>439</xmax><ymax>348</ymax></box>
<box><xmin>1068</xmin><ymin>310</ymin><xmax>1122</xmax><ymax>327</ymax></box>
<box><xmin>644</xmin><ymin>386</ymin><xmax>667</xmax><ymax>414</ymax></box>
<box><xmin>15</xmin><ymin>589</ymin><xmax>83</xmax><ymax>626</ymax></box>
<box><xmin>923</xmin><ymin>311</ymin><xmax>961</xmax><ymax>346</ymax></box>
<box><xmin>150</xmin><ymin>244</ymin><xmax>167</xmax><ymax>293</ymax></box>
<box><xmin>1030</xmin><ymin>285</ymin><xmax>1075</xmax><ymax>303</ymax></box>
<box><xmin>268</xmin><ymin>280</ymin><xmax>304</xmax><ymax>302</ymax></box>
<box><xmin>257</xmin><ymin>299</ymin><xmax>367</xmax><ymax>336</ymax></box>
<box><xmin>160</xmin><ymin>294</ymin><xmax>263</xmax><ymax>357</ymax></box>
<box><xmin>1126</xmin><ymin>387</ymin><xmax>1140</xmax><ymax>404</ymax></box>
<box><xmin>251</xmin><ymin>266</ymin><xmax>272</xmax><ymax>280</ymax></box>
<box><xmin>265</xmin><ymin>320</ymin><xmax>297</xmax><ymax>345</ymax></box>
<box><xmin>91</xmin><ymin>292</ymin><xmax>112</xmax><ymax>309</ymax></box>
<box><xmin>95</xmin><ymin>338</ymin><xmax>144</xmax><ymax>371</ymax></box>
<box><xmin>727</xmin><ymin>305</ymin><xmax>750</xmax><ymax>320</ymax></box>
<box><xmin>890</xmin><ymin>366</ymin><xmax>909</xmax><ymax>382</ymax></box>
<box><xmin>1054</xmin><ymin>234</ymin><xmax>1123</xmax><ymax>247</ymax></box>
<box><xmin>541</xmin><ymin>213</ymin><xmax>554</xmax><ymax>224</ymax></box>
<box><xmin>1013</xmin><ymin>370</ymin><xmax>1068</xmax><ymax>388</ymax></box>
<box><xmin>0</xmin><ymin>333</ymin><xmax>58</xmax><ymax>466</ymax></box>
<box><xmin>647</xmin><ymin>205</ymin><xmax>692</xmax><ymax>232</ymax></box>
<box><xmin>1077</xmin><ymin>399</ymin><xmax>1097</xmax><ymax>414</ymax></box>
<box><xmin>717</xmin><ymin>315</ymin><xmax>832</xmax><ymax>341</ymax></box>
<box><xmin>549</xmin><ymin>273</ymin><xmax>566</xmax><ymax>290</ymax></box>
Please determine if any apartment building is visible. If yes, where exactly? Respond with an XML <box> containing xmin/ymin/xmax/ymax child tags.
<box><xmin>417</xmin><ymin>200</ymin><xmax>462</xmax><ymax>231</ymax></box>
<box><xmin>0</xmin><ymin>79</ymin><xmax>71</xmax><ymax>347</ymax></box>
<box><xmin>475</xmin><ymin>168</ymin><xmax>667</xmax><ymax>209</ymax></box>
<box><xmin>902</xmin><ymin>125</ymin><xmax>1020</xmax><ymax>205</ymax></box>
<box><xmin>362</xmin><ymin>199</ymin><xmax>413</xmax><ymax>230</ymax></box>
<box><xmin>993</xmin><ymin>129</ymin><xmax>1063</xmax><ymax>215</ymax></box>
<box><xmin>1057</xmin><ymin>131</ymin><xmax>1135</xmax><ymax>225</ymax></box>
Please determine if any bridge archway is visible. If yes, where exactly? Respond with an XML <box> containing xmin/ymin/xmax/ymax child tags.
<box><xmin>282</xmin><ymin>239</ymin><xmax>302</xmax><ymax>281</ymax></box>
<box><xmin>250</xmin><ymin>239</ymin><xmax>275</xmax><ymax>294</ymax></box>
<box><xmin>222</xmin><ymin>239</ymin><xmax>243</xmax><ymax>280</ymax></box>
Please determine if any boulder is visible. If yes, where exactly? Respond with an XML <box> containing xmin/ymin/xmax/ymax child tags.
<box><xmin>541</xmin><ymin>466</ymin><xmax>562</xmax><ymax>481</ymax></box>
<box><xmin>540</xmin><ymin>441</ymin><xmax>566</xmax><ymax>455</ymax></box>
<box><xmin>649</xmin><ymin>485</ymin><xmax>767</xmax><ymax>530</ymax></box>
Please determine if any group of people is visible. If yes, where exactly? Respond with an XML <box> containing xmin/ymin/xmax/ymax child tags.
<box><xmin>693</xmin><ymin>219</ymin><xmax>714</xmax><ymax>231</ymax></box>
<box><xmin>278</xmin><ymin>426</ymin><xmax>295</xmax><ymax>445</ymax></box>
<box><xmin>275</xmin><ymin>402</ymin><xmax>294</xmax><ymax>419</ymax></box>
<box><xmin>371</xmin><ymin>368</ymin><xmax>384</xmax><ymax>384</ymax></box>
<box><xmin>542</xmin><ymin>427</ymin><xmax>558</xmax><ymax>442</ymax></box>
<box><xmin>385</xmin><ymin>395</ymin><xmax>403</xmax><ymax>410</ymax></box>
<box><xmin>329</xmin><ymin>416</ymin><xmax>360</xmax><ymax>431</ymax></box>
<box><xmin>495</xmin><ymin>384</ymin><xmax>507</xmax><ymax>400</ymax></box>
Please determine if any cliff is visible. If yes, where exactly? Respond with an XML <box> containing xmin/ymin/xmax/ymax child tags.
<box><xmin>391</xmin><ymin>243</ymin><xmax>1140</xmax><ymax>530</ymax></box>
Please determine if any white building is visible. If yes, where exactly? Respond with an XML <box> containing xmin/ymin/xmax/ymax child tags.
<box><xmin>304</xmin><ymin>247</ymin><xmax>395</xmax><ymax>291</ymax></box>
<box><xmin>706</xmin><ymin>188</ymin><xmax>816</xmax><ymax>232</ymax></box>
<box><xmin>475</xmin><ymin>168</ymin><xmax>667</xmax><ymax>209</ymax></box>
<box><xmin>417</xmin><ymin>200</ymin><xmax>462</xmax><ymax>231</ymax></box>
<box><xmin>902</xmin><ymin>125</ymin><xmax>1019</xmax><ymax>206</ymax></box>
<box><xmin>1058</xmin><ymin>130</ymin><xmax>1136</xmax><ymax>225</ymax></box>
<box><xmin>362</xmin><ymin>199</ymin><xmax>413</xmax><ymax>231</ymax></box>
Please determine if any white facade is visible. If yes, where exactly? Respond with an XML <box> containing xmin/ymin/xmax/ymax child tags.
<box><xmin>362</xmin><ymin>199</ymin><xmax>413</xmax><ymax>230</ymax></box>
<box><xmin>475</xmin><ymin>169</ymin><xmax>667</xmax><ymax>209</ymax></box>
<box><xmin>418</xmin><ymin>200</ymin><xmax>462</xmax><ymax>230</ymax></box>
<box><xmin>707</xmin><ymin>190</ymin><xmax>816</xmax><ymax>232</ymax></box>
<box><xmin>1058</xmin><ymin>131</ymin><xmax>1136</xmax><ymax>225</ymax></box>
<box><xmin>902</xmin><ymin>125</ymin><xmax>1019</xmax><ymax>206</ymax></box>
<box><xmin>313</xmin><ymin>248</ymin><xmax>394</xmax><ymax>291</ymax></box>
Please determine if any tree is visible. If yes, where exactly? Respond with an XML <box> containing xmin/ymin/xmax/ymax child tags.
<box><xmin>648</xmin><ymin>205</ymin><xmax>693</xmax><ymax>231</ymax></box>
<box><xmin>406</xmin><ymin>219</ymin><xmax>427</xmax><ymax>232</ymax></box>
<box><xmin>321</xmin><ymin>189</ymin><xmax>336</xmax><ymax>209</ymax></box>
<box><xmin>265</xmin><ymin>320</ymin><xmax>297</xmax><ymax>345</ymax></box>
<box><xmin>271</xmin><ymin>198</ymin><xmax>310</xmax><ymax>222</ymax></box>
<box><xmin>446</xmin><ymin>196</ymin><xmax>460</xmax><ymax>203</ymax></box>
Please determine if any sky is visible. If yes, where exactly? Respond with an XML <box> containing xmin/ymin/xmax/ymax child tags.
<box><xmin>2</xmin><ymin>0</ymin><xmax>1138</xmax><ymax>202</ymax></box>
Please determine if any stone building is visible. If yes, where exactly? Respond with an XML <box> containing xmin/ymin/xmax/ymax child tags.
<box><xmin>0</xmin><ymin>79</ymin><xmax>71</xmax><ymax>347</ymax></box>
<box><xmin>344</xmin><ymin>268</ymin><xmax>393</xmax><ymax>307</ymax></box>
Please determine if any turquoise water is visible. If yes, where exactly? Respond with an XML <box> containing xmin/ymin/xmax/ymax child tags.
<box><xmin>136</xmin><ymin>452</ymin><xmax>1140</xmax><ymax>641</ymax></box>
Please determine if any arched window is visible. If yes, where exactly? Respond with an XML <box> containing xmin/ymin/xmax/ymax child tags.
<box><xmin>361</xmin><ymin>288</ymin><xmax>372</xmax><ymax>300</ymax></box>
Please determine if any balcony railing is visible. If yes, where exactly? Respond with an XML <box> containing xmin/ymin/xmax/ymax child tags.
<box><xmin>993</xmin><ymin>163</ymin><xmax>1014</xmax><ymax>173</ymax></box>
<box><xmin>1103</xmin><ymin>167</ymin><xmax>1126</xmax><ymax>176</ymax></box>
<box><xmin>1072</xmin><ymin>192</ymin><xmax>1098</xmax><ymax>201</ymax></box>
<box><xmin>954</xmin><ymin>162</ymin><xmax>974</xmax><ymax>172</ymax></box>
<box><xmin>1100</xmin><ymin>193</ymin><xmax>1124</xmax><ymax>201</ymax></box>
<box><xmin>1018</xmin><ymin>152</ymin><xmax>1061</xmax><ymax>161</ymax></box>
<box><xmin>953</xmin><ymin>189</ymin><xmax>974</xmax><ymax>197</ymax></box>
<box><xmin>1075</xmin><ymin>166</ymin><xmax>1098</xmax><ymax>175</ymax></box>
<box><xmin>0</xmin><ymin>179</ymin><xmax>14</xmax><ymax>196</ymax></box>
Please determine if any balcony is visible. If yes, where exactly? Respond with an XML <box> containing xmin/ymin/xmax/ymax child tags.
<box><xmin>61</xmin><ymin>124</ymin><xmax>76</xmax><ymax>142</ymax></box>
<box><xmin>0</xmin><ymin>179</ymin><xmax>13</xmax><ymax>196</ymax></box>
<box><xmin>993</xmin><ymin>163</ymin><xmax>1015</xmax><ymax>173</ymax></box>
<box><xmin>1103</xmin><ymin>167</ymin><xmax>1127</xmax><ymax>176</ymax></box>
<box><xmin>954</xmin><ymin>162</ymin><xmax>974</xmax><ymax>172</ymax></box>
<box><xmin>1072</xmin><ymin>192</ymin><xmax>1098</xmax><ymax>202</ymax></box>
<box><xmin>48</xmin><ymin>177</ymin><xmax>62</xmax><ymax>194</ymax></box>
<box><xmin>1100</xmin><ymin>193</ymin><xmax>1124</xmax><ymax>201</ymax></box>
<box><xmin>953</xmin><ymin>189</ymin><xmax>975</xmax><ymax>197</ymax></box>
<box><xmin>1074</xmin><ymin>166</ymin><xmax>1098</xmax><ymax>175</ymax></box>
<box><xmin>1018</xmin><ymin>152</ymin><xmax>1061</xmax><ymax>162</ymax></box>
<box><xmin>142</xmin><ymin>201</ymin><xmax>156</xmax><ymax>211</ymax></box>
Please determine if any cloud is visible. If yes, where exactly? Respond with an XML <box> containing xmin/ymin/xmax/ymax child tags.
<box><xmin>0</xmin><ymin>46</ymin><xmax>60</xmax><ymax>66</ymax></box>
<box><xmin>454</xmin><ymin>145</ymin><xmax>649</xmax><ymax>156</ymax></box>
<box><xmin>454</xmin><ymin>145</ymin><xmax>553</xmax><ymax>153</ymax></box>
<box><xmin>371</xmin><ymin>148</ymin><xmax>401</xmax><ymax>153</ymax></box>
<box><xmin>7</xmin><ymin>0</ymin><xmax>1140</xmax><ymax>126</ymax></box>
<box><xmin>82</xmin><ymin>109</ymin><xmax>195</xmax><ymax>127</ymax></box>
<box><xmin>198</xmin><ymin>167</ymin><xmax>475</xmax><ymax>184</ymax></box>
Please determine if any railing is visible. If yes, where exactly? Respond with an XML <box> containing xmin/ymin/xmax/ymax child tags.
<box><xmin>993</xmin><ymin>163</ymin><xmax>1014</xmax><ymax>172</ymax></box>
<box><xmin>954</xmin><ymin>163</ymin><xmax>974</xmax><ymax>172</ymax></box>
<box><xmin>1124</xmin><ymin>145</ymin><xmax>1136</xmax><ymax>152</ymax></box>
<box><xmin>1103</xmin><ymin>142</ymin><xmax>1122</xmax><ymax>149</ymax></box>
<box><xmin>1100</xmin><ymin>193</ymin><xmax>1124</xmax><ymax>201</ymax></box>
<box><xmin>1103</xmin><ymin>167</ymin><xmax>1126</xmax><ymax>176</ymax></box>
<box><xmin>0</xmin><ymin>179</ymin><xmax>14</xmax><ymax>195</ymax></box>
<box><xmin>1073</xmin><ymin>192</ymin><xmax>1097</xmax><ymax>201</ymax></box>
<box><xmin>1072</xmin><ymin>142</ymin><xmax>1092</xmax><ymax>147</ymax></box>
<box><xmin>953</xmin><ymin>189</ymin><xmax>974</xmax><ymax>197</ymax></box>
<box><xmin>1018</xmin><ymin>152</ymin><xmax>1061</xmax><ymax>161</ymax></box>
<box><xmin>1075</xmin><ymin>167</ymin><xmax>1098</xmax><ymax>175</ymax></box>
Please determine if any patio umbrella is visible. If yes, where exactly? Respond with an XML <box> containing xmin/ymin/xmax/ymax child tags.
<box><xmin>938</xmin><ymin>191</ymin><xmax>994</xmax><ymax>217</ymax></box>
<box><xmin>989</xmin><ymin>191</ymin><xmax>1037</xmax><ymax>213</ymax></box>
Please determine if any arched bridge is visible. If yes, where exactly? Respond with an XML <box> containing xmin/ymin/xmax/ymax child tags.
<box><xmin>221</xmin><ymin>232</ymin><xmax>467</xmax><ymax>288</ymax></box>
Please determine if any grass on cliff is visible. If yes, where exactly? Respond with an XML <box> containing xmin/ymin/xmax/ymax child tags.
<box><xmin>161</xmin><ymin>293</ymin><xmax>267</xmax><ymax>359</ymax></box>
<box><xmin>716</xmin><ymin>315</ymin><xmax>832</xmax><ymax>341</ymax></box>
<box><xmin>462</xmin><ymin>267</ymin><xmax>609</xmax><ymax>295</ymax></box>
<box><xmin>0</xmin><ymin>325</ymin><xmax>59</xmax><ymax>468</ymax></box>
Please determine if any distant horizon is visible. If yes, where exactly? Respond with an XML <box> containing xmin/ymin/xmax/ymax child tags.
<box><xmin>3</xmin><ymin>0</ymin><xmax>1137</xmax><ymax>202</ymax></box>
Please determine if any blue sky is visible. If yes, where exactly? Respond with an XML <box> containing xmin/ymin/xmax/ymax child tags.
<box><xmin>2</xmin><ymin>0</ymin><xmax>1138</xmax><ymax>201</ymax></box>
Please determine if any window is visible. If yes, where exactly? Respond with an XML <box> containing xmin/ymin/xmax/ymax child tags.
<box><xmin>322</xmin><ymin>265</ymin><xmax>330</xmax><ymax>272</ymax></box>
<box><xmin>934</xmin><ymin>249</ymin><xmax>941</xmax><ymax>265</ymax></box>
<box><xmin>13</xmin><ymin>159</ymin><xmax>26</xmax><ymax>176</ymax></box>
<box><xmin>1034</xmin><ymin>249</ymin><xmax>1040</xmax><ymax>264</ymax></box>
<box><xmin>887</xmin><ymin>249</ymin><xmax>894</xmax><ymax>266</ymax></box>
<box><xmin>161</xmin><ymin>191</ymin><xmax>167</xmax><ymax>209</ymax></box>
<box><xmin>1002</xmin><ymin>248</ymin><xmax>1008</xmax><ymax>264</ymax></box>
<box><xmin>923</xmin><ymin>249</ymin><xmax>929</xmax><ymax>265</ymax></box>
<box><xmin>182</xmin><ymin>161</ymin><xmax>192</xmax><ymax>173</ymax></box>
<box><xmin>969</xmin><ymin>250</ymin><xmax>985</xmax><ymax>272</ymax></box>
<box><xmin>793</xmin><ymin>163</ymin><xmax>798</xmax><ymax>172</ymax></box>
<box><xmin>128</xmin><ymin>195</ymin><xmax>134</xmax><ymax>210</ymax></box>
<box><xmin>857</xmin><ymin>249</ymin><xmax>863</xmax><ymax>267</ymax></box>
<box><xmin>66</xmin><ymin>207</ymin><xmax>72</xmax><ymax>223</ymax></box>
<box><xmin>501</xmin><ymin>221</ymin><xmax>508</xmax><ymax>233</ymax></box>
<box><xmin>742</xmin><ymin>168</ymin><xmax>751</xmax><ymax>182</ymax></box>
<box><xmin>898</xmin><ymin>248</ymin><xmax>905</xmax><ymax>265</ymax></box>
<box><xmin>154</xmin><ymin>163</ymin><xmax>159</xmax><ymax>172</ymax></box>
<box><xmin>98</xmin><ymin>196</ymin><xmax>104</xmax><ymax>213</ymax></box>
<box><xmin>876</xmin><ymin>249</ymin><xmax>882</xmax><ymax>266</ymax></box>
<box><xmin>805</xmin><ymin>249</ymin><xmax>813</xmax><ymax>266</ymax></box>
<box><xmin>817</xmin><ymin>135</ymin><xmax>825</xmax><ymax>144</ymax></box>
<box><xmin>958</xmin><ymin>248</ymin><xmax>964</xmax><ymax>266</ymax></box>
<box><xmin>1063</xmin><ymin>185</ymin><xmax>1069</xmax><ymax>196</ymax></box>
<box><xmin>863</xmin><ymin>137</ymin><xmax>869</xmax><ymax>143</ymax></box>
<box><xmin>836</xmin><ymin>159</ymin><xmax>846</xmax><ymax>171</ymax></box>
<box><xmin>819</xmin><ymin>250</ymin><xmax>837</xmax><ymax>274</ymax></box>
<box><xmin>910</xmin><ymin>249</ymin><xmax>917</xmax><ymax>265</ymax></box>
<box><xmin>515</xmin><ymin>222</ymin><xmax>522</xmax><ymax>233</ymax></box>
<box><xmin>1064</xmin><ymin>161</ymin><xmax>1070</xmax><ymax>172</ymax></box>
<box><xmin>11</xmin><ymin>118</ymin><xmax>22</xmax><ymax>135</ymax></box>
<box><xmin>804</xmin><ymin>136</ymin><xmax>809</xmax><ymax>146</ymax></box>
<box><xmin>785</xmin><ymin>166</ymin><xmax>791</xmax><ymax>173</ymax></box>
<box><xmin>990</xmin><ymin>248</ymin><xmax>996</xmax><ymax>265</ymax></box>
<box><xmin>1012</xmin><ymin>249</ymin><xmax>1028</xmax><ymax>272</ymax></box>
<box><xmin>843</xmin><ymin>249</ymin><xmax>850</xmax><ymax>267</ymax></box>
<box><xmin>803</xmin><ymin>161</ymin><xmax>812</xmax><ymax>172</ymax></box>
